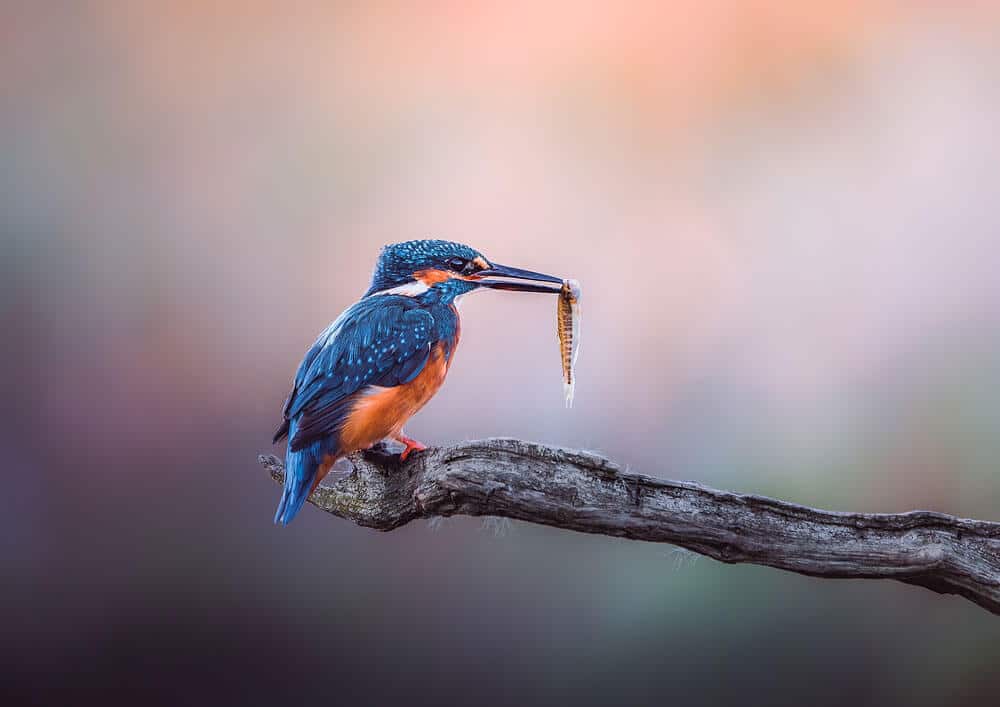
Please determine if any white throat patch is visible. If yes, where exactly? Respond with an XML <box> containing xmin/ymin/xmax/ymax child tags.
<box><xmin>371</xmin><ymin>281</ymin><xmax>431</xmax><ymax>297</ymax></box>
<box><xmin>452</xmin><ymin>286</ymin><xmax>486</xmax><ymax>311</ymax></box>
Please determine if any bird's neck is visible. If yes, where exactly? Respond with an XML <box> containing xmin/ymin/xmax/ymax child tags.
<box><xmin>367</xmin><ymin>279</ymin><xmax>475</xmax><ymax>306</ymax></box>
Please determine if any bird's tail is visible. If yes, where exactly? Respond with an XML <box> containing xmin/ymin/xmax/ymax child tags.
<box><xmin>274</xmin><ymin>434</ymin><xmax>329</xmax><ymax>526</ymax></box>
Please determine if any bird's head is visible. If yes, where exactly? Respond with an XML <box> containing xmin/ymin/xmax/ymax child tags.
<box><xmin>365</xmin><ymin>239</ymin><xmax>563</xmax><ymax>303</ymax></box>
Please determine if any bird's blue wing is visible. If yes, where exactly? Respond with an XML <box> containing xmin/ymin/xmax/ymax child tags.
<box><xmin>274</xmin><ymin>296</ymin><xmax>437</xmax><ymax>452</ymax></box>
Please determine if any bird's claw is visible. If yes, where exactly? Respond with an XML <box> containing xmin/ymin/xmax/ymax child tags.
<box><xmin>396</xmin><ymin>434</ymin><xmax>428</xmax><ymax>462</ymax></box>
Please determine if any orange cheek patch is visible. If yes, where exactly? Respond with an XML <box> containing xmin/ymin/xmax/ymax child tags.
<box><xmin>414</xmin><ymin>269</ymin><xmax>451</xmax><ymax>285</ymax></box>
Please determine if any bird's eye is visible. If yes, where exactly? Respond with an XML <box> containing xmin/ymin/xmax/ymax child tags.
<box><xmin>447</xmin><ymin>257</ymin><xmax>467</xmax><ymax>271</ymax></box>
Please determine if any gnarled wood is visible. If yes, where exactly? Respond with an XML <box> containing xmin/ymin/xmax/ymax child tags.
<box><xmin>259</xmin><ymin>437</ymin><xmax>1000</xmax><ymax>615</ymax></box>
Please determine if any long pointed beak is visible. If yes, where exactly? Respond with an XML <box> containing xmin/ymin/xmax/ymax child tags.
<box><xmin>475</xmin><ymin>263</ymin><xmax>563</xmax><ymax>294</ymax></box>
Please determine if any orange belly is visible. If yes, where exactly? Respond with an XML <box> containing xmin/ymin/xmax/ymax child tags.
<box><xmin>338</xmin><ymin>341</ymin><xmax>453</xmax><ymax>454</ymax></box>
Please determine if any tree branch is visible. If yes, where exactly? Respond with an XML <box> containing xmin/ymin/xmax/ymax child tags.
<box><xmin>259</xmin><ymin>437</ymin><xmax>1000</xmax><ymax>616</ymax></box>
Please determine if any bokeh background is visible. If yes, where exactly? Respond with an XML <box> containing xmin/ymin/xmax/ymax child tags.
<box><xmin>3</xmin><ymin>2</ymin><xmax>1000</xmax><ymax>705</ymax></box>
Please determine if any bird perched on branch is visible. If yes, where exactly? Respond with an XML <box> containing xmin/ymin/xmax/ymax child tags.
<box><xmin>272</xmin><ymin>239</ymin><xmax>563</xmax><ymax>525</ymax></box>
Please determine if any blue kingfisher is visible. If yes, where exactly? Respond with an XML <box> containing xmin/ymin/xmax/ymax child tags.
<box><xmin>272</xmin><ymin>239</ymin><xmax>563</xmax><ymax>525</ymax></box>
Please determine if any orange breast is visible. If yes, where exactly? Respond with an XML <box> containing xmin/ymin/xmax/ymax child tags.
<box><xmin>338</xmin><ymin>341</ymin><xmax>454</xmax><ymax>454</ymax></box>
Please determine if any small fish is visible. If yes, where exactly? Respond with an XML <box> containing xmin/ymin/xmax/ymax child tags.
<box><xmin>557</xmin><ymin>279</ymin><xmax>582</xmax><ymax>407</ymax></box>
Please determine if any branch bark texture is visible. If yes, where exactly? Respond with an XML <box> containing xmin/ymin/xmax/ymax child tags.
<box><xmin>259</xmin><ymin>437</ymin><xmax>1000</xmax><ymax>615</ymax></box>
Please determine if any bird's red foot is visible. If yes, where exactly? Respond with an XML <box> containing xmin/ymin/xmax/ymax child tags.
<box><xmin>395</xmin><ymin>434</ymin><xmax>427</xmax><ymax>461</ymax></box>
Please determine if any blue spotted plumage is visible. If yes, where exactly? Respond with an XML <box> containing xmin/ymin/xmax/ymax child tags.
<box><xmin>273</xmin><ymin>239</ymin><xmax>563</xmax><ymax>525</ymax></box>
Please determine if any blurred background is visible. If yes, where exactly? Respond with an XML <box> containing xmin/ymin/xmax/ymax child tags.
<box><xmin>3</xmin><ymin>2</ymin><xmax>1000</xmax><ymax>705</ymax></box>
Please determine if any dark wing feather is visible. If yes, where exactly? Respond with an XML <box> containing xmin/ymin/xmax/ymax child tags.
<box><xmin>274</xmin><ymin>296</ymin><xmax>437</xmax><ymax>451</ymax></box>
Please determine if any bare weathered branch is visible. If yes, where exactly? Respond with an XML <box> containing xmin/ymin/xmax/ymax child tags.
<box><xmin>259</xmin><ymin>437</ymin><xmax>1000</xmax><ymax>615</ymax></box>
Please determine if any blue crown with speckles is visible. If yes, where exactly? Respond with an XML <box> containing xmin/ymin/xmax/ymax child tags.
<box><xmin>366</xmin><ymin>239</ymin><xmax>483</xmax><ymax>294</ymax></box>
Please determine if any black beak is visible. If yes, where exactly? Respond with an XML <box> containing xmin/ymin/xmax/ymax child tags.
<box><xmin>475</xmin><ymin>263</ymin><xmax>563</xmax><ymax>294</ymax></box>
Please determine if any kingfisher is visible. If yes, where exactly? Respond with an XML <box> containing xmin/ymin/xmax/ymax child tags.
<box><xmin>272</xmin><ymin>239</ymin><xmax>563</xmax><ymax>525</ymax></box>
